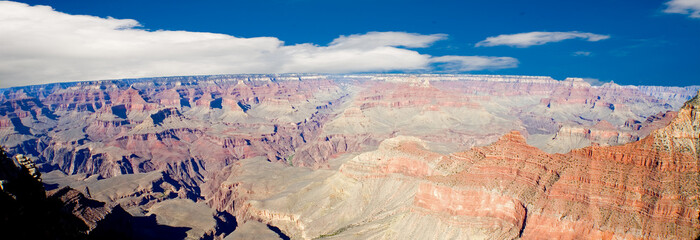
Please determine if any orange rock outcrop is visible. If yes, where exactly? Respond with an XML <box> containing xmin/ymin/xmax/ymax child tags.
<box><xmin>420</xmin><ymin>92</ymin><xmax>700</xmax><ymax>239</ymax></box>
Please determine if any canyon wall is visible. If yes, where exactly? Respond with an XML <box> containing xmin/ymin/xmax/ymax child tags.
<box><xmin>209</xmin><ymin>92</ymin><xmax>699</xmax><ymax>239</ymax></box>
<box><xmin>1</xmin><ymin>74</ymin><xmax>698</xmax><ymax>239</ymax></box>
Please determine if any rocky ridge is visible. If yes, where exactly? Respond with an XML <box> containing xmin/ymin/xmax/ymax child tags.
<box><xmin>208</xmin><ymin>90</ymin><xmax>700</xmax><ymax>239</ymax></box>
<box><xmin>1</xmin><ymin>74</ymin><xmax>699</xmax><ymax>239</ymax></box>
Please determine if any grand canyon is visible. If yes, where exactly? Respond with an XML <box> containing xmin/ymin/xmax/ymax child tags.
<box><xmin>1</xmin><ymin>74</ymin><xmax>699</xmax><ymax>239</ymax></box>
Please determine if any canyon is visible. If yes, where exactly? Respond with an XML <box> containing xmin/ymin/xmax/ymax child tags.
<box><xmin>1</xmin><ymin>74</ymin><xmax>698</xmax><ymax>239</ymax></box>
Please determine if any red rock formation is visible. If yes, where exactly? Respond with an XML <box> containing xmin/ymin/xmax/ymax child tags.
<box><xmin>222</xmin><ymin>96</ymin><xmax>246</xmax><ymax>112</ymax></box>
<box><xmin>153</xmin><ymin>89</ymin><xmax>182</xmax><ymax>107</ymax></box>
<box><xmin>2</xmin><ymin>74</ymin><xmax>692</xmax><ymax>179</ymax></box>
<box><xmin>423</xmin><ymin>93</ymin><xmax>700</xmax><ymax>239</ymax></box>
<box><xmin>228</xmin><ymin>91</ymin><xmax>696</xmax><ymax>239</ymax></box>
<box><xmin>111</xmin><ymin>87</ymin><xmax>156</xmax><ymax>112</ymax></box>
<box><xmin>624</xmin><ymin>111</ymin><xmax>678</xmax><ymax>136</ymax></box>
<box><xmin>195</xmin><ymin>93</ymin><xmax>214</xmax><ymax>107</ymax></box>
<box><xmin>43</xmin><ymin>85</ymin><xmax>113</xmax><ymax>112</ymax></box>
<box><xmin>85</xmin><ymin>119</ymin><xmax>130</xmax><ymax>140</ymax></box>
<box><xmin>414</xmin><ymin>183</ymin><xmax>527</xmax><ymax>239</ymax></box>
<box><xmin>1</xmin><ymin>75</ymin><xmax>697</xmax><ymax>239</ymax></box>
<box><xmin>354</xmin><ymin>82</ymin><xmax>479</xmax><ymax>109</ymax></box>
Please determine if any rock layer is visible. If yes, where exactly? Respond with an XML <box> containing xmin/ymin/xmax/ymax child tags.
<box><xmin>208</xmin><ymin>90</ymin><xmax>700</xmax><ymax>239</ymax></box>
<box><xmin>1</xmin><ymin>74</ymin><xmax>699</xmax><ymax>239</ymax></box>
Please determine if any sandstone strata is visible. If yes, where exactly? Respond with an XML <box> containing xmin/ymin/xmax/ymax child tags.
<box><xmin>208</xmin><ymin>91</ymin><xmax>700</xmax><ymax>239</ymax></box>
<box><xmin>1</xmin><ymin>74</ymin><xmax>699</xmax><ymax>239</ymax></box>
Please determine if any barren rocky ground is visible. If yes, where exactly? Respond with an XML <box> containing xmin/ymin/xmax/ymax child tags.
<box><xmin>1</xmin><ymin>74</ymin><xmax>698</xmax><ymax>239</ymax></box>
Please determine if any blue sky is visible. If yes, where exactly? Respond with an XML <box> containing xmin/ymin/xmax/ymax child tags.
<box><xmin>1</xmin><ymin>0</ymin><xmax>699</xmax><ymax>87</ymax></box>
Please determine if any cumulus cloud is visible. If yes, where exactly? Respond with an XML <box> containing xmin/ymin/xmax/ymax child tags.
<box><xmin>0</xmin><ymin>1</ymin><xmax>517</xmax><ymax>88</ymax></box>
<box><xmin>430</xmin><ymin>56</ymin><xmax>519</xmax><ymax>71</ymax></box>
<box><xmin>664</xmin><ymin>0</ymin><xmax>700</xmax><ymax>18</ymax></box>
<box><xmin>476</xmin><ymin>31</ymin><xmax>610</xmax><ymax>48</ymax></box>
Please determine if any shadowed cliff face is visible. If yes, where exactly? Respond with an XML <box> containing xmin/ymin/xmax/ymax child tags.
<box><xmin>0</xmin><ymin>147</ymin><xmax>89</xmax><ymax>239</ymax></box>
<box><xmin>0</xmin><ymin>148</ymin><xmax>236</xmax><ymax>240</ymax></box>
<box><xmin>0</xmin><ymin>74</ymin><xmax>699</xmax><ymax>239</ymax></box>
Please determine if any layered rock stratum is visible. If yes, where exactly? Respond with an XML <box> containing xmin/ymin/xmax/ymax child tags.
<box><xmin>1</xmin><ymin>74</ymin><xmax>699</xmax><ymax>239</ymax></box>
<box><xmin>209</xmin><ymin>92</ymin><xmax>700</xmax><ymax>239</ymax></box>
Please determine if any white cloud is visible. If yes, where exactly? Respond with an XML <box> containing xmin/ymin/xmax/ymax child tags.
<box><xmin>572</xmin><ymin>51</ymin><xmax>592</xmax><ymax>56</ymax></box>
<box><xmin>329</xmin><ymin>32</ymin><xmax>447</xmax><ymax>49</ymax></box>
<box><xmin>0</xmin><ymin>1</ymin><xmax>517</xmax><ymax>88</ymax></box>
<box><xmin>476</xmin><ymin>31</ymin><xmax>610</xmax><ymax>48</ymax></box>
<box><xmin>430</xmin><ymin>56</ymin><xmax>519</xmax><ymax>71</ymax></box>
<box><xmin>664</xmin><ymin>0</ymin><xmax>700</xmax><ymax>18</ymax></box>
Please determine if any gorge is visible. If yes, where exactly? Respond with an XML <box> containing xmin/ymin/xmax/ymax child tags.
<box><xmin>1</xmin><ymin>74</ymin><xmax>698</xmax><ymax>239</ymax></box>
